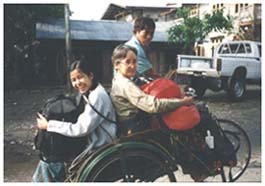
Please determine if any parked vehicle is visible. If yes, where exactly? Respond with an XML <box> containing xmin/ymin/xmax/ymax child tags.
<box><xmin>175</xmin><ymin>41</ymin><xmax>261</xmax><ymax>101</ymax></box>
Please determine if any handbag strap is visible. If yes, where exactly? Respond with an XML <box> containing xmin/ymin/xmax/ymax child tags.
<box><xmin>82</xmin><ymin>95</ymin><xmax>117</xmax><ymax>142</ymax></box>
<box><xmin>82</xmin><ymin>95</ymin><xmax>117</xmax><ymax>124</ymax></box>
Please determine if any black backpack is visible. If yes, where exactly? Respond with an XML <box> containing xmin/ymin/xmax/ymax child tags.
<box><xmin>174</xmin><ymin>102</ymin><xmax>237</xmax><ymax>177</ymax></box>
<box><xmin>196</xmin><ymin>103</ymin><xmax>237</xmax><ymax>167</ymax></box>
<box><xmin>34</xmin><ymin>94</ymin><xmax>87</xmax><ymax>163</ymax></box>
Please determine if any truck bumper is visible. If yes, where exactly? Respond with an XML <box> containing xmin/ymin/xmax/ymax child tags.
<box><xmin>176</xmin><ymin>69</ymin><xmax>220</xmax><ymax>78</ymax></box>
<box><xmin>175</xmin><ymin>74</ymin><xmax>222</xmax><ymax>91</ymax></box>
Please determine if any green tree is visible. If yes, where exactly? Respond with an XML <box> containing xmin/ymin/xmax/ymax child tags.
<box><xmin>5</xmin><ymin>4</ymin><xmax>64</xmax><ymax>47</ymax></box>
<box><xmin>4</xmin><ymin>4</ymin><xmax>64</xmax><ymax>87</ymax></box>
<box><xmin>167</xmin><ymin>7</ymin><xmax>233</xmax><ymax>54</ymax></box>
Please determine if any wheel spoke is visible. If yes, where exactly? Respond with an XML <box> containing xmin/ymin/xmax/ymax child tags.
<box><xmin>217</xmin><ymin>119</ymin><xmax>251</xmax><ymax>182</ymax></box>
<box><xmin>143</xmin><ymin>166</ymin><xmax>168</xmax><ymax>182</ymax></box>
<box><xmin>86</xmin><ymin>149</ymin><xmax>176</xmax><ymax>182</ymax></box>
<box><xmin>119</xmin><ymin>151</ymin><xmax>131</xmax><ymax>182</ymax></box>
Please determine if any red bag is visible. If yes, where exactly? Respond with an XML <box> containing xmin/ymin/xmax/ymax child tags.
<box><xmin>141</xmin><ymin>78</ymin><xmax>200</xmax><ymax>131</ymax></box>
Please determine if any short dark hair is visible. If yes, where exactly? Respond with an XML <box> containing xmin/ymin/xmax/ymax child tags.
<box><xmin>111</xmin><ymin>44</ymin><xmax>138</xmax><ymax>65</ymax></box>
<box><xmin>133</xmin><ymin>17</ymin><xmax>156</xmax><ymax>34</ymax></box>
<box><xmin>69</xmin><ymin>59</ymin><xmax>98</xmax><ymax>89</ymax></box>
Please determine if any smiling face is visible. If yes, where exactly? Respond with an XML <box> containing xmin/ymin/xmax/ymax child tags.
<box><xmin>115</xmin><ymin>50</ymin><xmax>137</xmax><ymax>79</ymax></box>
<box><xmin>70</xmin><ymin>69</ymin><xmax>93</xmax><ymax>94</ymax></box>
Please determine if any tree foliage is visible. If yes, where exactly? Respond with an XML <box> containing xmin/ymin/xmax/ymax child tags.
<box><xmin>167</xmin><ymin>7</ymin><xmax>233</xmax><ymax>54</ymax></box>
<box><xmin>4</xmin><ymin>4</ymin><xmax>65</xmax><ymax>87</ymax></box>
<box><xmin>5</xmin><ymin>4</ymin><xmax>64</xmax><ymax>48</ymax></box>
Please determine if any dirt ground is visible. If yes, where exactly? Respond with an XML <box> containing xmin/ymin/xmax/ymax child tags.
<box><xmin>4</xmin><ymin>86</ymin><xmax>67</xmax><ymax>182</ymax></box>
<box><xmin>3</xmin><ymin>85</ymin><xmax>261</xmax><ymax>182</ymax></box>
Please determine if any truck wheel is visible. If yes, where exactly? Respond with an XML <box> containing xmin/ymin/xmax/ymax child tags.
<box><xmin>191</xmin><ymin>78</ymin><xmax>206</xmax><ymax>99</ymax></box>
<box><xmin>228</xmin><ymin>78</ymin><xmax>246</xmax><ymax>101</ymax></box>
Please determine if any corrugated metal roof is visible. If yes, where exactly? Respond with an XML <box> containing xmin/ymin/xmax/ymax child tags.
<box><xmin>36</xmin><ymin>19</ymin><xmax>175</xmax><ymax>42</ymax></box>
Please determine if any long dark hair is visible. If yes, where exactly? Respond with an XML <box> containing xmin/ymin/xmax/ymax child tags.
<box><xmin>69</xmin><ymin>59</ymin><xmax>98</xmax><ymax>91</ymax></box>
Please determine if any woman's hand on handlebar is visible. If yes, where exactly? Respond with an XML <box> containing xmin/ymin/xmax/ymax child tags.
<box><xmin>181</xmin><ymin>96</ymin><xmax>194</xmax><ymax>106</ymax></box>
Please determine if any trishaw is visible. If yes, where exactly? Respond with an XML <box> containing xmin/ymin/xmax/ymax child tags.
<box><xmin>37</xmin><ymin>77</ymin><xmax>251</xmax><ymax>183</ymax></box>
<box><xmin>69</xmin><ymin>115</ymin><xmax>251</xmax><ymax>182</ymax></box>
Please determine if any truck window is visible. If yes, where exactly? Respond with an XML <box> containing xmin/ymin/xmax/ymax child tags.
<box><xmin>229</xmin><ymin>43</ymin><xmax>239</xmax><ymax>53</ymax></box>
<box><xmin>180</xmin><ymin>59</ymin><xmax>191</xmax><ymax>67</ymax></box>
<box><xmin>220</xmin><ymin>44</ymin><xmax>230</xmax><ymax>54</ymax></box>
<box><xmin>237</xmin><ymin>44</ymin><xmax>246</xmax><ymax>54</ymax></box>
<box><xmin>218</xmin><ymin>45</ymin><xmax>223</xmax><ymax>54</ymax></box>
<box><xmin>245</xmin><ymin>43</ymin><xmax>252</xmax><ymax>53</ymax></box>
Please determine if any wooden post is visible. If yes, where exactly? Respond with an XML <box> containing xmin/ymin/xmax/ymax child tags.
<box><xmin>64</xmin><ymin>4</ymin><xmax>72</xmax><ymax>92</ymax></box>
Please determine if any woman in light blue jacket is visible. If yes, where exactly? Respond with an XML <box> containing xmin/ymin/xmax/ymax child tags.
<box><xmin>33</xmin><ymin>59</ymin><xmax>117</xmax><ymax>182</ymax></box>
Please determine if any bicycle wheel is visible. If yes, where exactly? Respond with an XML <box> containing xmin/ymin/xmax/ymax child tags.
<box><xmin>216</xmin><ymin>119</ymin><xmax>251</xmax><ymax>182</ymax></box>
<box><xmin>86</xmin><ymin>149</ymin><xmax>177</xmax><ymax>182</ymax></box>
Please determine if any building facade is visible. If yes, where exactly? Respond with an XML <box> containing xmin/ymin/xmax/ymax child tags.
<box><xmin>184</xmin><ymin>3</ymin><xmax>261</xmax><ymax>57</ymax></box>
<box><xmin>102</xmin><ymin>3</ymin><xmax>261</xmax><ymax>57</ymax></box>
<box><xmin>101</xmin><ymin>3</ymin><xmax>181</xmax><ymax>22</ymax></box>
<box><xmin>35</xmin><ymin>19</ymin><xmax>178</xmax><ymax>86</ymax></box>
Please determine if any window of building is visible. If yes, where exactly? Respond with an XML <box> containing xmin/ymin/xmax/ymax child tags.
<box><xmin>211</xmin><ymin>36</ymin><xmax>224</xmax><ymax>45</ymax></box>
<box><xmin>189</xmin><ymin>7</ymin><xmax>198</xmax><ymax>16</ymax></box>
<box><xmin>213</xmin><ymin>3</ymin><xmax>223</xmax><ymax>12</ymax></box>
<box><xmin>235</xmin><ymin>3</ymin><xmax>249</xmax><ymax>13</ymax></box>
<box><xmin>235</xmin><ymin>4</ymin><xmax>238</xmax><ymax>13</ymax></box>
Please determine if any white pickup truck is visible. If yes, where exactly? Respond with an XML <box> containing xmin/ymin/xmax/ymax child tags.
<box><xmin>175</xmin><ymin>41</ymin><xmax>261</xmax><ymax>101</ymax></box>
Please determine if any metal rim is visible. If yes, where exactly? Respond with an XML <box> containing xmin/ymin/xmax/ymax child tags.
<box><xmin>233</xmin><ymin>80</ymin><xmax>244</xmax><ymax>98</ymax></box>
